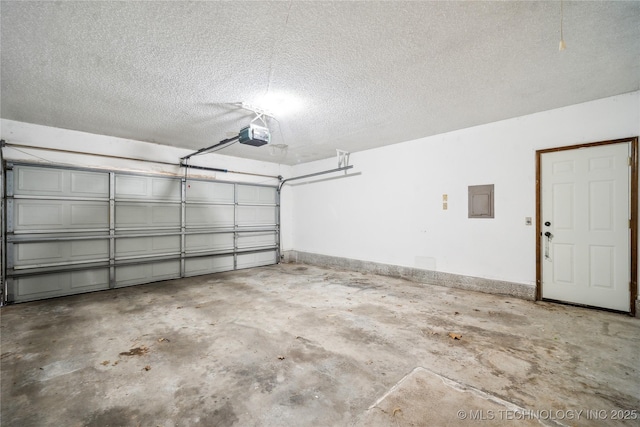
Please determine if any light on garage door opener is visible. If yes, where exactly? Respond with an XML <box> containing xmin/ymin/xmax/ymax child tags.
<box><xmin>238</xmin><ymin>123</ymin><xmax>270</xmax><ymax>147</ymax></box>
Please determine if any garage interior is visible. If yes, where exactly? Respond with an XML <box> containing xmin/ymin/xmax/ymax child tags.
<box><xmin>1</xmin><ymin>1</ymin><xmax>639</xmax><ymax>426</ymax></box>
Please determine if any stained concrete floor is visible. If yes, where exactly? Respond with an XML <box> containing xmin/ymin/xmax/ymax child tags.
<box><xmin>1</xmin><ymin>263</ymin><xmax>639</xmax><ymax>427</ymax></box>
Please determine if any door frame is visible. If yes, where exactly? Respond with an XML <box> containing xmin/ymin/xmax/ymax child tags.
<box><xmin>535</xmin><ymin>137</ymin><xmax>638</xmax><ymax>316</ymax></box>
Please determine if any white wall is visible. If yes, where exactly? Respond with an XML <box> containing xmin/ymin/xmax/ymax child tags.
<box><xmin>2</xmin><ymin>91</ymin><xmax>639</xmax><ymax>289</ymax></box>
<box><xmin>0</xmin><ymin>119</ymin><xmax>294</xmax><ymax>251</ymax></box>
<box><xmin>290</xmin><ymin>91</ymin><xmax>640</xmax><ymax>289</ymax></box>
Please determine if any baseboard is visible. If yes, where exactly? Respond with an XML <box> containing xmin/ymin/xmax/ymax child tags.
<box><xmin>284</xmin><ymin>250</ymin><xmax>536</xmax><ymax>301</ymax></box>
<box><xmin>281</xmin><ymin>250</ymin><xmax>297</xmax><ymax>264</ymax></box>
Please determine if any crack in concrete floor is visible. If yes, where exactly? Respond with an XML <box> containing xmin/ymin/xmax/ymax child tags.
<box><xmin>362</xmin><ymin>367</ymin><xmax>555</xmax><ymax>426</ymax></box>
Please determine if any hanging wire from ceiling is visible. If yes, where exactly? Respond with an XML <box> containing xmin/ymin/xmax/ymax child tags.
<box><xmin>268</xmin><ymin>116</ymin><xmax>288</xmax><ymax>157</ymax></box>
<box><xmin>248</xmin><ymin>1</ymin><xmax>293</xmax><ymax>158</ymax></box>
<box><xmin>559</xmin><ymin>0</ymin><xmax>566</xmax><ymax>51</ymax></box>
<box><xmin>265</xmin><ymin>0</ymin><xmax>293</xmax><ymax>96</ymax></box>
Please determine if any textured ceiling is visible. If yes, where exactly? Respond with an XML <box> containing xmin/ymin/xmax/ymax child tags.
<box><xmin>1</xmin><ymin>1</ymin><xmax>639</xmax><ymax>165</ymax></box>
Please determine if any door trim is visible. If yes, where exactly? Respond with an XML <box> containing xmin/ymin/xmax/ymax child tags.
<box><xmin>535</xmin><ymin>137</ymin><xmax>638</xmax><ymax>316</ymax></box>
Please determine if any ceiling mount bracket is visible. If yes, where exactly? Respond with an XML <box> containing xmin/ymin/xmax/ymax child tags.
<box><xmin>242</xmin><ymin>103</ymin><xmax>274</xmax><ymax>127</ymax></box>
<box><xmin>250</xmin><ymin>112</ymin><xmax>269</xmax><ymax>127</ymax></box>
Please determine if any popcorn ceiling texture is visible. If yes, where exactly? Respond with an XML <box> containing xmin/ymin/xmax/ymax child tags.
<box><xmin>1</xmin><ymin>1</ymin><xmax>639</xmax><ymax>165</ymax></box>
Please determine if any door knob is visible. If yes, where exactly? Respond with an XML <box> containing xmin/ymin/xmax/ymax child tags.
<box><xmin>544</xmin><ymin>231</ymin><xmax>552</xmax><ymax>238</ymax></box>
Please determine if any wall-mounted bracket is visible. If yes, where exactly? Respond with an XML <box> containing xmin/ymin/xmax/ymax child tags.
<box><xmin>337</xmin><ymin>149</ymin><xmax>350</xmax><ymax>169</ymax></box>
<box><xmin>277</xmin><ymin>165</ymin><xmax>354</xmax><ymax>192</ymax></box>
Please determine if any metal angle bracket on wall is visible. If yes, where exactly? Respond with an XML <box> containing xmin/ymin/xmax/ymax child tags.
<box><xmin>277</xmin><ymin>165</ymin><xmax>354</xmax><ymax>192</ymax></box>
<box><xmin>337</xmin><ymin>149</ymin><xmax>350</xmax><ymax>169</ymax></box>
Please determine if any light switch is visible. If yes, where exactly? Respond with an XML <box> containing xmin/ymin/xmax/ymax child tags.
<box><xmin>525</xmin><ymin>217</ymin><xmax>532</xmax><ymax>226</ymax></box>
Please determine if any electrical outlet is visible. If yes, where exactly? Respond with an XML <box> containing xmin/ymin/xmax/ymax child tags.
<box><xmin>443</xmin><ymin>202</ymin><xmax>448</xmax><ymax>210</ymax></box>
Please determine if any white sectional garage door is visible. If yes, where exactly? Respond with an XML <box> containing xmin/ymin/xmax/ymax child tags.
<box><xmin>4</xmin><ymin>163</ymin><xmax>279</xmax><ymax>303</ymax></box>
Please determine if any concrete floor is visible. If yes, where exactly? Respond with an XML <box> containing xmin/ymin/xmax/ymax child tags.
<box><xmin>1</xmin><ymin>263</ymin><xmax>638</xmax><ymax>426</ymax></box>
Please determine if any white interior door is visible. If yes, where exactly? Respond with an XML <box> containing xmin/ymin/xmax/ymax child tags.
<box><xmin>541</xmin><ymin>142</ymin><xmax>630</xmax><ymax>312</ymax></box>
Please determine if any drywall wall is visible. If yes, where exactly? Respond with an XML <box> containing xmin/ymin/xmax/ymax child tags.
<box><xmin>289</xmin><ymin>91</ymin><xmax>640</xmax><ymax>294</ymax></box>
<box><xmin>0</xmin><ymin>119</ymin><xmax>294</xmax><ymax>251</ymax></box>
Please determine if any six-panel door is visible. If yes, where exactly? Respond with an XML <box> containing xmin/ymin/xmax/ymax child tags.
<box><xmin>541</xmin><ymin>142</ymin><xmax>631</xmax><ymax>311</ymax></box>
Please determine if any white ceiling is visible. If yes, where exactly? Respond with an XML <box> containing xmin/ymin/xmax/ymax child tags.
<box><xmin>1</xmin><ymin>1</ymin><xmax>639</xmax><ymax>165</ymax></box>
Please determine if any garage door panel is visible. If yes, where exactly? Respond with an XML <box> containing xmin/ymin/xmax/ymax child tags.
<box><xmin>115</xmin><ymin>175</ymin><xmax>181</xmax><ymax>201</ymax></box>
<box><xmin>115</xmin><ymin>203</ymin><xmax>180</xmax><ymax>228</ymax></box>
<box><xmin>17</xmin><ymin>202</ymin><xmax>63</xmax><ymax>227</ymax></box>
<box><xmin>116</xmin><ymin>175</ymin><xmax>147</xmax><ymax>197</ymax></box>
<box><xmin>70</xmin><ymin>172</ymin><xmax>110</xmax><ymax>196</ymax></box>
<box><xmin>115</xmin><ymin>261</ymin><xmax>180</xmax><ymax>287</ymax></box>
<box><xmin>185</xmin><ymin>233</ymin><xmax>234</xmax><ymax>253</ymax></box>
<box><xmin>237</xmin><ymin>232</ymin><xmax>276</xmax><ymax>249</ymax></box>
<box><xmin>71</xmin><ymin>204</ymin><xmax>109</xmax><ymax>226</ymax></box>
<box><xmin>71</xmin><ymin>240</ymin><xmax>109</xmax><ymax>257</ymax></box>
<box><xmin>16</xmin><ymin>242</ymin><xmax>66</xmax><ymax>264</ymax></box>
<box><xmin>186</xmin><ymin>180</ymin><xmax>234</xmax><ymax>203</ymax></box>
<box><xmin>186</xmin><ymin>205</ymin><xmax>234</xmax><ymax>228</ymax></box>
<box><xmin>5</xmin><ymin>164</ymin><xmax>279</xmax><ymax>303</ymax></box>
<box><xmin>13</xmin><ymin>269</ymin><xmax>110</xmax><ymax>302</ymax></box>
<box><xmin>15</xmin><ymin>200</ymin><xmax>109</xmax><ymax>231</ymax></box>
<box><xmin>115</xmin><ymin>205</ymin><xmax>146</xmax><ymax>226</ymax></box>
<box><xmin>18</xmin><ymin>275</ymin><xmax>64</xmax><ymax>296</ymax></box>
<box><xmin>184</xmin><ymin>255</ymin><xmax>234</xmax><ymax>277</ymax></box>
<box><xmin>237</xmin><ymin>185</ymin><xmax>276</xmax><ymax>205</ymax></box>
<box><xmin>237</xmin><ymin>251</ymin><xmax>277</xmax><ymax>269</ymax></box>
<box><xmin>17</xmin><ymin>167</ymin><xmax>63</xmax><ymax>194</ymax></box>
<box><xmin>15</xmin><ymin>166</ymin><xmax>110</xmax><ymax>198</ymax></box>
<box><xmin>14</xmin><ymin>240</ymin><xmax>109</xmax><ymax>266</ymax></box>
<box><xmin>237</xmin><ymin>206</ymin><xmax>277</xmax><ymax>227</ymax></box>
<box><xmin>152</xmin><ymin>205</ymin><xmax>180</xmax><ymax>224</ymax></box>
<box><xmin>151</xmin><ymin>178</ymin><xmax>181</xmax><ymax>201</ymax></box>
<box><xmin>116</xmin><ymin>236</ymin><xmax>180</xmax><ymax>258</ymax></box>
<box><xmin>71</xmin><ymin>269</ymin><xmax>111</xmax><ymax>289</ymax></box>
